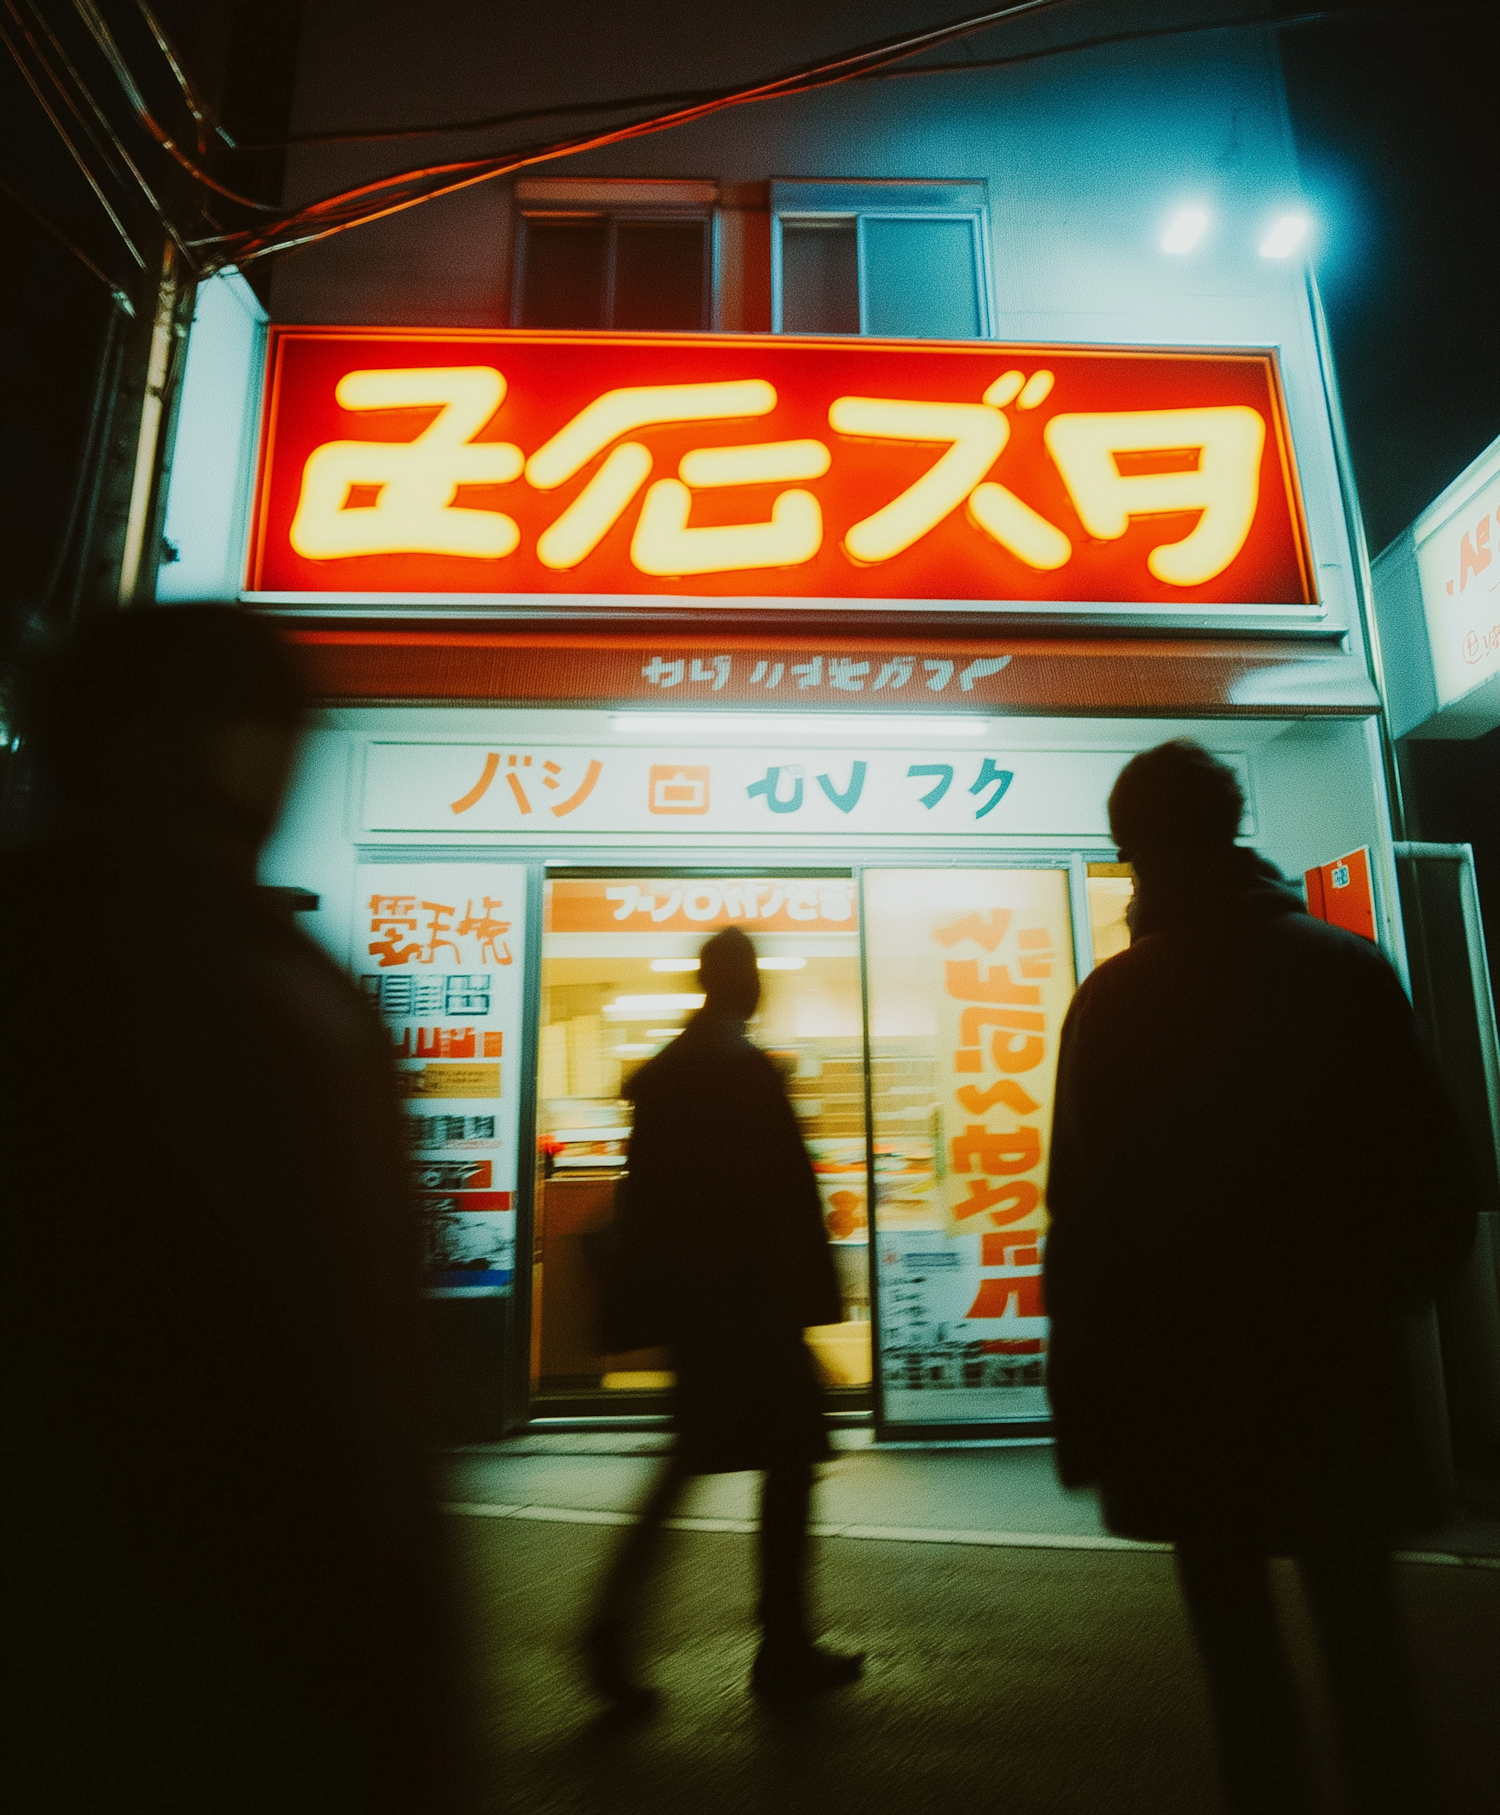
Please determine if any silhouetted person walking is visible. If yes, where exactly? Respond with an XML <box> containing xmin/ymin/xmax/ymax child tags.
<box><xmin>2</xmin><ymin>608</ymin><xmax>467</xmax><ymax>1814</ymax></box>
<box><xmin>586</xmin><ymin>925</ymin><xmax>861</xmax><ymax>1707</ymax></box>
<box><xmin>1045</xmin><ymin>739</ymin><xmax>1475</xmax><ymax>1815</ymax></box>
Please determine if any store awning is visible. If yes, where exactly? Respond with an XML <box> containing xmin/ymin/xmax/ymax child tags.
<box><xmin>282</xmin><ymin>623</ymin><xmax>1379</xmax><ymax>717</ymax></box>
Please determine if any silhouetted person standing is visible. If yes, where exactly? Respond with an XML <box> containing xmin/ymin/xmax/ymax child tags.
<box><xmin>586</xmin><ymin>925</ymin><xmax>861</xmax><ymax>1706</ymax></box>
<box><xmin>1045</xmin><ymin>739</ymin><xmax>1475</xmax><ymax>1815</ymax></box>
<box><xmin>1</xmin><ymin>608</ymin><xmax>467</xmax><ymax>1814</ymax></box>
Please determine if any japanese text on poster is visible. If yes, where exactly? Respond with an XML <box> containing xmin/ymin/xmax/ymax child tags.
<box><xmin>354</xmin><ymin>863</ymin><xmax>528</xmax><ymax>1291</ymax></box>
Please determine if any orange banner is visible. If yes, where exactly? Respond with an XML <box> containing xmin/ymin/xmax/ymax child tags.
<box><xmin>547</xmin><ymin>876</ymin><xmax>857</xmax><ymax>934</ymax></box>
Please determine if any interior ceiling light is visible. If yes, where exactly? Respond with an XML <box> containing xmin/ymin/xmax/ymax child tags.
<box><xmin>604</xmin><ymin>993</ymin><xmax>705</xmax><ymax>1017</ymax></box>
<box><xmin>611</xmin><ymin>714</ymin><xmax>990</xmax><ymax>737</ymax></box>
<box><xmin>1258</xmin><ymin>213</ymin><xmax>1308</xmax><ymax>259</ymax></box>
<box><xmin>1160</xmin><ymin>206</ymin><xmax>1209</xmax><ymax>254</ymax></box>
<box><xmin>613</xmin><ymin>1043</ymin><xmax>657</xmax><ymax>1057</ymax></box>
<box><xmin>757</xmin><ymin>957</ymin><xmax>808</xmax><ymax>970</ymax></box>
<box><xmin>645</xmin><ymin>1028</ymin><xmax>684</xmax><ymax>1039</ymax></box>
<box><xmin>649</xmin><ymin>957</ymin><xmax>700</xmax><ymax>972</ymax></box>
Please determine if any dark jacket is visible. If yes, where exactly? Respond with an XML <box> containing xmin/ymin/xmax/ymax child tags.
<box><xmin>604</xmin><ymin>1010</ymin><xmax>841</xmax><ymax>1471</ymax></box>
<box><xmin>1</xmin><ymin>846</ymin><xmax>464</xmax><ymax>1815</ymax></box>
<box><xmin>1044</xmin><ymin>846</ymin><xmax>1476</xmax><ymax>1548</ymax></box>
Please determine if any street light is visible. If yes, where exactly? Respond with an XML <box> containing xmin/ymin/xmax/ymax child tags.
<box><xmin>1259</xmin><ymin>213</ymin><xmax>1309</xmax><ymax>259</ymax></box>
<box><xmin>1160</xmin><ymin>206</ymin><xmax>1210</xmax><ymax>254</ymax></box>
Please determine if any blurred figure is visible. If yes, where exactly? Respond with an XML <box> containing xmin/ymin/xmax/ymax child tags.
<box><xmin>1</xmin><ymin>607</ymin><xmax>466</xmax><ymax>1814</ymax></box>
<box><xmin>586</xmin><ymin>925</ymin><xmax>862</xmax><ymax>1707</ymax></box>
<box><xmin>1045</xmin><ymin>739</ymin><xmax>1476</xmax><ymax>1815</ymax></box>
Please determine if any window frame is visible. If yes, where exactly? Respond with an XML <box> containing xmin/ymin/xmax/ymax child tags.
<box><xmin>769</xmin><ymin>179</ymin><xmax>993</xmax><ymax>339</ymax></box>
<box><xmin>510</xmin><ymin>184</ymin><xmax>720</xmax><ymax>332</ymax></box>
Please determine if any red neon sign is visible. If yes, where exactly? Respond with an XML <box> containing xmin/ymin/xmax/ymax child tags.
<box><xmin>248</xmin><ymin>328</ymin><xmax>1314</xmax><ymax>607</ymax></box>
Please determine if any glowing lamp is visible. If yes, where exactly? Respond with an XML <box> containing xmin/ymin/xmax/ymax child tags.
<box><xmin>1258</xmin><ymin>214</ymin><xmax>1309</xmax><ymax>259</ymax></box>
<box><xmin>1160</xmin><ymin>208</ymin><xmax>1210</xmax><ymax>255</ymax></box>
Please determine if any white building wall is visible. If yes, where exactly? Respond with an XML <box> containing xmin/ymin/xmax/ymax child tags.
<box><xmin>250</xmin><ymin>2</ymin><xmax>1356</xmax><ymax>633</ymax></box>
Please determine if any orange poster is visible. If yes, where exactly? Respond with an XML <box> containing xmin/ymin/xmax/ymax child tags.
<box><xmin>934</xmin><ymin>889</ymin><xmax>1075</xmax><ymax>1331</ymax></box>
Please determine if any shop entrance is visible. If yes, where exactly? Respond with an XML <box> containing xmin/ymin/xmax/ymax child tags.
<box><xmin>532</xmin><ymin>871</ymin><xmax>871</xmax><ymax>1415</ymax></box>
<box><xmin>528</xmin><ymin>859</ymin><xmax>1129</xmax><ymax>1432</ymax></box>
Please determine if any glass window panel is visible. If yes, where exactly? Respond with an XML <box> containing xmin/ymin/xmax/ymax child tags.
<box><xmin>518</xmin><ymin>217</ymin><xmax>607</xmax><ymax>328</ymax></box>
<box><xmin>1086</xmin><ymin>862</ymin><xmax>1136</xmax><ymax>967</ymax></box>
<box><xmin>611</xmin><ymin>217</ymin><xmax>708</xmax><ymax>330</ymax></box>
<box><xmin>780</xmin><ymin>219</ymin><xmax>860</xmax><ymax>334</ymax></box>
<box><xmin>533</xmin><ymin>875</ymin><xmax>870</xmax><ymax>1404</ymax></box>
<box><xmin>862</xmin><ymin>216</ymin><xmax>982</xmax><ymax>339</ymax></box>
<box><xmin>863</xmin><ymin>868</ymin><xmax>1077</xmax><ymax>1427</ymax></box>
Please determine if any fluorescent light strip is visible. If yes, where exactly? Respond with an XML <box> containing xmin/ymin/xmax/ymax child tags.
<box><xmin>605</xmin><ymin>993</ymin><xmax>705</xmax><ymax>1016</ymax></box>
<box><xmin>611</xmin><ymin>714</ymin><xmax>989</xmax><ymax>737</ymax></box>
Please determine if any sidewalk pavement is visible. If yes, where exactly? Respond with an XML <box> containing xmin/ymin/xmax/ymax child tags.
<box><xmin>451</xmin><ymin>1434</ymin><xmax>1500</xmax><ymax>1815</ymax></box>
<box><xmin>448</xmin><ymin>1428</ymin><xmax>1500</xmax><ymax>1564</ymax></box>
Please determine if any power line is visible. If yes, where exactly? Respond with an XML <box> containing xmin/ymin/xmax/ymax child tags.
<box><xmin>1</xmin><ymin>8</ymin><xmax>147</xmax><ymax>268</ymax></box>
<box><xmin>202</xmin><ymin>0</ymin><xmax>1496</xmax><ymax>271</ymax></box>
<box><xmin>209</xmin><ymin>0</ymin><xmax>1080</xmax><ymax>268</ymax></box>
<box><xmin>70</xmin><ymin>0</ymin><xmax>280</xmax><ymax>212</ymax></box>
<box><xmin>873</xmin><ymin>1</ymin><xmax>1500</xmax><ymax>82</ymax></box>
<box><xmin>21</xmin><ymin>0</ymin><xmax>173</xmax><ymax>231</ymax></box>
<box><xmin>130</xmin><ymin>0</ymin><xmax>212</xmax><ymax>157</ymax></box>
<box><xmin>215</xmin><ymin>2</ymin><xmax>1491</xmax><ymax>152</ymax></box>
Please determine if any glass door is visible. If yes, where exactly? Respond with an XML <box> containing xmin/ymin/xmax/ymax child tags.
<box><xmin>862</xmin><ymin>868</ymin><xmax>1079</xmax><ymax>1431</ymax></box>
<box><xmin>531</xmin><ymin>873</ymin><xmax>872</xmax><ymax>1413</ymax></box>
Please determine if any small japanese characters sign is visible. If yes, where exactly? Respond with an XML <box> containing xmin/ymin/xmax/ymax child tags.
<box><xmin>548</xmin><ymin>876</ymin><xmax>856</xmax><ymax>933</ymax></box>
<box><xmin>250</xmin><ymin>329</ymin><xmax>1314</xmax><ymax>609</ymax></box>
<box><xmin>354</xmin><ymin>861</ymin><xmax>528</xmax><ymax>1290</ymax></box>
<box><xmin>359</xmin><ymin>740</ymin><xmax>1143</xmax><ymax>839</ymax></box>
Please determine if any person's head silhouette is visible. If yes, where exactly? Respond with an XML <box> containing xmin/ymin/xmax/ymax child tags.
<box><xmin>698</xmin><ymin>924</ymin><xmax>761</xmax><ymax>1020</ymax></box>
<box><xmin>1107</xmin><ymin>738</ymin><xmax>1244</xmax><ymax>868</ymax></box>
<box><xmin>25</xmin><ymin>604</ymin><xmax>304</xmax><ymax>872</ymax></box>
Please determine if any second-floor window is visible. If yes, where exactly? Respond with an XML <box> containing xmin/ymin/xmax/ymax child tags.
<box><xmin>513</xmin><ymin>180</ymin><xmax>714</xmax><ymax>331</ymax></box>
<box><xmin>772</xmin><ymin>180</ymin><xmax>991</xmax><ymax>339</ymax></box>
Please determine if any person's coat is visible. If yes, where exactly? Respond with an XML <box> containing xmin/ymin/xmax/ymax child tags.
<box><xmin>1</xmin><ymin>845</ymin><xmax>465</xmax><ymax>1815</ymax></box>
<box><xmin>602</xmin><ymin>1010</ymin><xmax>842</xmax><ymax>1473</ymax></box>
<box><xmin>1044</xmin><ymin>847</ymin><xmax>1476</xmax><ymax>1548</ymax></box>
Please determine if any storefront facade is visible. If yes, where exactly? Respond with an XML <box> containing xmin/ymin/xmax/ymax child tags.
<box><xmin>156</xmin><ymin>4</ymin><xmax>1414</xmax><ymax>1438</ymax></box>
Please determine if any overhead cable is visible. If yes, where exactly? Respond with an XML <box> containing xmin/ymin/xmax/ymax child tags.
<box><xmin>19</xmin><ymin>0</ymin><xmax>175</xmax><ymax>236</ymax></box>
<box><xmin>130</xmin><ymin>0</ymin><xmax>211</xmax><ymax>155</ymax></box>
<box><xmin>70</xmin><ymin>0</ymin><xmax>281</xmax><ymax>211</ymax></box>
<box><xmin>216</xmin><ymin>1</ymin><xmax>1480</xmax><ymax>152</ymax></box>
<box><xmin>210</xmin><ymin>0</ymin><xmax>1079</xmax><ymax>268</ymax></box>
<box><xmin>1</xmin><ymin>8</ymin><xmax>147</xmax><ymax>268</ymax></box>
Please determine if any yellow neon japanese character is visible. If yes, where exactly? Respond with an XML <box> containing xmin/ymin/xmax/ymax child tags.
<box><xmin>1043</xmin><ymin>405</ymin><xmax>1265</xmax><ymax>586</ymax></box>
<box><xmin>526</xmin><ymin>380</ymin><xmax>777</xmax><ymax>570</ymax></box>
<box><xmin>829</xmin><ymin>387</ymin><xmax>1071</xmax><ymax>571</ymax></box>
<box><xmin>632</xmin><ymin>438</ymin><xmax>830</xmax><ymax>576</ymax></box>
<box><xmin>289</xmin><ymin>367</ymin><xmax>524</xmax><ymax>560</ymax></box>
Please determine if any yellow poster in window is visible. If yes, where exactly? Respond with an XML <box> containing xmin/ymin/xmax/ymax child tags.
<box><xmin>407</xmin><ymin>1063</ymin><xmax>501</xmax><ymax>1099</ymax></box>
